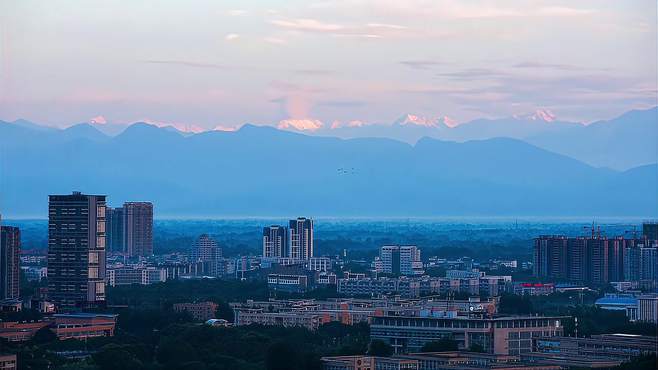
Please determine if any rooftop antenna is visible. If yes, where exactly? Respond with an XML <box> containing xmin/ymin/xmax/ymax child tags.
<box><xmin>591</xmin><ymin>221</ymin><xmax>596</xmax><ymax>238</ymax></box>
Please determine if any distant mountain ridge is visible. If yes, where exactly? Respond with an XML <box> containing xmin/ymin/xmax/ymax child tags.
<box><xmin>2</xmin><ymin>106</ymin><xmax>656</xmax><ymax>170</ymax></box>
<box><xmin>0</xmin><ymin>118</ymin><xmax>655</xmax><ymax>218</ymax></box>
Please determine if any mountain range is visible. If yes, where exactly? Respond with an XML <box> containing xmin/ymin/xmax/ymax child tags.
<box><xmin>0</xmin><ymin>109</ymin><xmax>656</xmax><ymax>218</ymax></box>
<box><xmin>304</xmin><ymin>107</ymin><xmax>657</xmax><ymax>170</ymax></box>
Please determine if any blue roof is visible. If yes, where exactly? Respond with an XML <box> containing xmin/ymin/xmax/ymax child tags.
<box><xmin>595</xmin><ymin>297</ymin><xmax>638</xmax><ymax>306</ymax></box>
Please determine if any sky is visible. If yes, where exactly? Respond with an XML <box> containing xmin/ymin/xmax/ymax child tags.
<box><xmin>0</xmin><ymin>0</ymin><xmax>656</xmax><ymax>130</ymax></box>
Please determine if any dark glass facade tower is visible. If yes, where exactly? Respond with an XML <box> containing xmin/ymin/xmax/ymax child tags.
<box><xmin>643</xmin><ymin>222</ymin><xmax>658</xmax><ymax>241</ymax></box>
<box><xmin>47</xmin><ymin>192</ymin><xmax>106</xmax><ymax>310</ymax></box>
<box><xmin>105</xmin><ymin>207</ymin><xmax>125</xmax><ymax>253</ymax></box>
<box><xmin>289</xmin><ymin>217</ymin><xmax>313</xmax><ymax>260</ymax></box>
<box><xmin>123</xmin><ymin>202</ymin><xmax>153</xmax><ymax>257</ymax></box>
<box><xmin>263</xmin><ymin>226</ymin><xmax>288</xmax><ymax>258</ymax></box>
<box><xmin>0</xmin><ymin>226</ymin><xmax>21</xmax><ymax>300</ymax></box>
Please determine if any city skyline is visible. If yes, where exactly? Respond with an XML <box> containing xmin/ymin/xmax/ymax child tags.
<box><xmin>0</xmin><ymin>1</ymin><xmax>656</xmax><ymax>369</ymax></box>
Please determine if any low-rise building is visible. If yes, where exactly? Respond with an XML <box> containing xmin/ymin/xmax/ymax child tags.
<box><xmin>107</xmin><ymin>266</ymin><xmax>167</xmax><ymax>287</ymax></box>
<box><xmin>513</xmin><ymin>283</ymin><xmax>555</xmax><ymax>296</ymax></box>
<box><xmin>0</xmin><ymin>321</ymin><xmax>50</xmax><ymax>342</ymax></box>
<box><xmin>49</xmin><ymin>313</ymin><xmax>118</xmax><ymax>340</ymax></box>
<box><xmin>322</xmin><ymin>352</ymin><xmax>564</xmax><ymax>370</ymax></box>
<box><xmin>370</xmin><ymin>315</ymin><xmax>566</xmax><ymax>355</ymax></box>
<box><xmin>0</xmin><ymin>354</ymin><xmax>16</xmax><ymax>370</ymax></box>
<box><xmin>268</xmin><ymin>273</ymin><xmax>309</xmax><ymax>293</ymax></box>
<box><xmin>338</xmin><ymin>275</ymin><xmax>510</xmax><ymax>299</ymax></box>
<box><xmin>323</xmin><ymin>356</ymin><xmax>418</xmax><ymax>370</ymax></box>
<box><xmin>173</xmin><ymin>301</ymin><xmax>218</xmax><ymax>321</ymax></box>
<box><xmin>595</xmin><ymin>294</ymin><xmax>638</xmax><ymax>314</ymax></box>
<box><xmin>534</xmin><ymin>334</ymin><xmax>657</xmax><ymax>361</ymax></box>
<box><xmin>308</xmin><ymin>257</ymin><xmax>332</xmax><ymax>272</ymax></box>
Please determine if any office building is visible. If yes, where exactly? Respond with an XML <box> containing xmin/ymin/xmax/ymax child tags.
<box><xmin>371</xmin><ymin>314</ymin><xmax>565</xmax><ymax>355</ymax></box>
<box><xmin>263</xmin><ymin>225</ymin><xmax>288</xmax><ymax>258</ymax></box>
<box><xmin>47</xmin><ymin>192</ymin><xmax>107</xmax><ymax>310</ymax></box>
<box><xmin>105</xmin><ymin>206</ymin><xmax>124</xmax><ymax>253</ymax></box>
<box><xmin>123</xmin><ymin>202</ymin><xmax>153</xmax><ymax>257</ymax></box>
<box><xmin>289</xmin><ymin>217</ymin><xmax>313</xmax><ymax>260</ymax></box>
<box><xmin>380</xmin><ymin>245</ymin><xmax>423</xmax><ymax>276</ymax></box>
<box><xmin>0</xmin><ymin>226</ymin><xmax>20</xmax><ymax>300</ymax></box>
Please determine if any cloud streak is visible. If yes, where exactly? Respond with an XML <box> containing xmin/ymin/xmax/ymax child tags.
<box><xmin>400</xmin><ymin>60</ymin><xmax>444</xmax><ymax>70</ymax></box>
<box><xmin>143</xmin><ymin>60</ymin><xmax>233</xmax><ymax>70</ymax></box>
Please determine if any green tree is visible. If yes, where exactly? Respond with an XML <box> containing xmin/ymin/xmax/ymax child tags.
<box><xmin>367</xmin><ymin>339</ymin><xmax>393</xmax><ymax>357</ymax></box>
<box><xmin>266</xmin><ymin>341</ymin><xmax>299</xmax><ymax>370</ymax></box>
<box><xmin>32</xmin><ymin>326</ymin><xmax>57</xmax><ymax>344</ymax></box>
<box><xmin>92</xmin><ymin>344</ymin><xmax>145</xmax><ymax>370</ymax></box>
<box><xmin>499</xmin><ymin>294</ymin><xmax>533</xmax><ymax>314</ymax></box>
<box><xmin>214</xmin><ymin>300</ymin><xmax>235</xmax><ymax>322</ymax></box>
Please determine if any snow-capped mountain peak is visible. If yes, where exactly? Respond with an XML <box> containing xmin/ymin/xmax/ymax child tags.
<box><xmin>393</xmin><ymin>114</ymin><xmax>456</xmax><ymax>128</ymax></box>
<box><xmin>439</xmin><ymin>116</ymin><xmax>458</xmax><ymax>128</ymax></box>
<box><xmin>277</xmin><ymin>119</ymin><xmax>324</xmax><ymax>131</ymax></box>
<box><xmin>515</xmin><ymin>109</ymin><xmax>557</xmax><ymax>122</ymax></box>
<box><xmin>330</xmin><ymin>120</ymin><xmax>369</xmax><ymax>129</ymax></box>
<box><xmin>88</xmin><ymin>115</ymin><xmax>108</xmax><ymax>125</ymax></box>
<box><xmin>394</xmin><ymin>114</ymin><xmax>439</xmax><ymax>127</ymax></box>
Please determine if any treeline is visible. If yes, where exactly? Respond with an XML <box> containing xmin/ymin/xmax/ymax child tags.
<box><xmin>107</xmin><ymin>279</ymin><xmax>269</xmax><ymax>309</ymax></box>
<box><xmin>2</xmin><ymin>318</ymin><xmax>370</xmax><ymax>370</ymax></box>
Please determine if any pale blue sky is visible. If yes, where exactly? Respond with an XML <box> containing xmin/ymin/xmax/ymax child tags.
<box><xmin>1</xmin><ymin>0</ymin><xmax>656</xmax><ymax>129</ymax></box>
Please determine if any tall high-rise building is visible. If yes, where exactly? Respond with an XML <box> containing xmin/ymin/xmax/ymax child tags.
<box><xmin>640</xmin><ymin>246</ymin><xmax>657</xmax><ymax>281</ymax></box>
<box><xmin>123</xmin><ymin>202</ymin><xmax>153</xmax><ymax>257</ymax></box>
<box><xmin>191</xmin><ymin>234</ymin><xmax>221</xmax><ymax>262</ymax></box>
<box><xmin>263</xmin><ymin>226</ymin><xmax>288</xmax><ymax>258</ymax></box>
<box><xmin>607</xmin><ymin>237</ymin><xmax>626</xmax><ymax>282</ymax></box>
<box><xmin>0</xmin><ymin>226</ymin><xmax>21</xmax><ymax>300</ymax></box>
<box><xmin>380</xmin><ymin>245</ymin><xmax>423</xmax><ymax>276</ymax></box>
<box><xmin>587</xmin><ymin>238</ymin><xmax>609</xmax><ymax>285</ymax></box>
<box><xmin>47</xmin><ymin>192</ymin><xmax>107</xmax><ymax>309</ymax></box>
<box><xmin>105</xmin><ymin>207</ymin><xmax>125</xmax><ymax>253</ymax></box>
<box><xmin>642</xmin><ymin>222</ymin><xmax>658</xmax><ymax>241</ymax></box>
<box><xmin>623</xmin><ymin>242</ymin><xmax>641</xmax><ymax>281</ymax></box>
<box><xmin>533</xmin><ymin>236</ymin><xmax>568</xmax><ymax>279</ymax></box>
<box><xmin>289</xmin><ymin>217</ymin><xmax>313</xmax><ymax>260</ymax></box>
<box><xmin>567</xmin><ymin>237</ymin><xmax>588</xmax><ymax>283</ymax></box>
<box><xmin>534</xmin><ymin>234</ymin><xmax>653</xmax><ymax>285</ymax></box>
